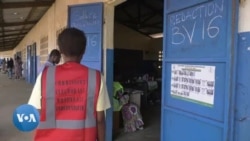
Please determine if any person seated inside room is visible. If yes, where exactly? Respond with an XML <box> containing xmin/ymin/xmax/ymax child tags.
<box><xmin>114</xmin><ymin>75</ymin><xmax>144</xmax><ymax>131</ymax></box>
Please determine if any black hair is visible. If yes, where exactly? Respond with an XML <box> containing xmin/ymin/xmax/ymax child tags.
<box><xmin>16</xmin><ymin>56</ymin><xmax>21</xmax><ymax>60</ymax></box>
<box><xmin>57</xmin><ymin>28</ymin><xmax>87</xmax><ymax>57</ymax></box>
<box><xmin>49</xmin><ymin>49</ymin><xmax>61</xmax><ymax>57</ymax></box>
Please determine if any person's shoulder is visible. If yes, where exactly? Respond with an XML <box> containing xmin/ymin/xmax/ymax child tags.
<box><xmin>44</xmin><ymin>61</ymin><xmax>54</xmax><ymax>67</ymax></box>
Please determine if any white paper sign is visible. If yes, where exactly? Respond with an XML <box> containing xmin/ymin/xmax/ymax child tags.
<box><xmin>171</xmin><ymin>64</ymin><xmax>216</xmax><ymax>106</ymax></box>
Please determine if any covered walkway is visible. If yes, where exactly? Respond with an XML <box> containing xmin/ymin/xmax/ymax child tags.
<box><xmin>0</xmin><ymin>73</ymin><xmax>33</xmax><ymax>141</ymax></box>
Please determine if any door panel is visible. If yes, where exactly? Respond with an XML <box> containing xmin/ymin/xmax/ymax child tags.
<box><xmin>26</xmin><ymin>44</ymin><xmax>37</xmax><ymax>84</ymax></box>
<box><xmin>161</xmin><ymin>0</ymin><xmax>238</xmax><ymax>141</ymax></box>
<box><xmin>31</xmin><ymin>43</ymin><xmax>37</xmax><ymax>84</ymax></box>
<box><xmin>68</xmin><ymin>3</ymin><xmax>103</xmax><ymax>71</ymax></box>
<box><xmin>164</xmin><ymin>110</ymin><xmax>223</xmax><ymax>141</ymax></box>
<box><xmin>26</xmin><ymin>46</ymin><xmax>31</xmax><ymax>83</ymax></box>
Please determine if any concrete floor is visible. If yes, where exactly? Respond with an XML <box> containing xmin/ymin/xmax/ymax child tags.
<box><xmin>0</xmin><ymin>72</ymin><xmax>161</xmax><ymax>141</ymax></box>
<box><xmin>0</xmin><ymin>72</ymin><xmax>33</xmax><ymax>141</ymax></box>
<box><xmin>114</xmin><ymin>104</ymin><xmax>161</xmax><ymax>141</ymax></box>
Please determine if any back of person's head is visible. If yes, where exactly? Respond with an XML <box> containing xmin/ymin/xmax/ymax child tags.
<box><xmin>49</xmin><ymin>49</ymin><xmax>60</xmax><ymax>58</ymax></box>
<box><xmin>49</xmin><ymin>49</ymin><xmax>61</xmax><ymax>65</ymax></box>
<box><xmin>57</xmin><ymin>28</ymin><xmax>87</xmax><ymax>58</ymax></box>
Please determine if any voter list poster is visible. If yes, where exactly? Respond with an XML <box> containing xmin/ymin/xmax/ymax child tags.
<box><xmin>170</xmin><ymin>64</ymin><xmax>216</xmax><ymax>107</ymax></box>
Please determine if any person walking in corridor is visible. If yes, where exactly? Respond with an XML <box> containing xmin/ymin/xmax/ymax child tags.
<box><xmin>1</xmin><ymin>58</ymin><xmax>6</xmax><ymax>73</ymax></box>
<box><xmin>7</xmin><ymin>58</ymin><xmax>14</xmax><ymax>79</ymax></box>
<box><xmin>38</xmin><ymin>49</ymin><xmax>61</xmax><ymax>75</ymax></box>
<box><xmin>28</xmin><ymin>27</ymin><xmax>111</xmax><ymax>141</ymax></box>
<box><xmin>14</xmin><ymin>56</ymin><xmax>22</xmax><ymax>79</ymax></box>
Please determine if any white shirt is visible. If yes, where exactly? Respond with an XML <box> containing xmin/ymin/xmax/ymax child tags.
<box><xmin>38</xmin><ymin>61</ymin><xmax>54</xmax><ymax>75</ymax></box>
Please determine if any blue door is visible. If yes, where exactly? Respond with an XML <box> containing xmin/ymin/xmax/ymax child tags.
<box><xmin>26</xmin><ymin>43</ymin><xmax>37</xmax><ymax>84</ymax></box>
<box><xmin>68</xmin><ymin>3</ymin><xmax>103</xmax><ymax>71</ymax></box>
<box><xmin>68</xmin><ymin>3</ymin><xmax>113</xmax><ymax>141</ymax></box>
<box><xmin>26</xmin><ymin>45</ymin><xmax>31</xmax><ymax>83</ymax></box>
<box><xmin>161</xmin><ymin>0</ymin><xmax>238</xmax><ymax>141</ymax></box>
<box><xmin>31</xmin><ymin>43</ymin><xmax>37</xmax><ymax>84</ymax></box>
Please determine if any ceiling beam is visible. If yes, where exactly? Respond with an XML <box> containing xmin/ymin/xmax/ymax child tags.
<box><xmin>146</xmin><ymin>21</ymin><xmax>162</xmax><ymax>27</ymax></box>
<box><xmin>4</xmin><ymin>29</ymin><xmax>30</xmax><ymax>32</ymax></box>
<box><xmin>122</xmin><ymin>7</ymin><xmax>137</xmax><ymax>24</ymax></box>
<box><xmin>12</xmin><ymin>5</ymin><xmax>38</xmax><ymax>47</ymax></box>
<box><xmin>0</xmin><ymin>43</ymin><xmax>13</xmax><ymax>47</ymax></box>
<box><xmin>0</xmin><ymin>38</ymin><xmax>23</xmax><ymax>43</ymax></box>
<box><xmin>0</xmin><ymin>0</ymin><xmax>4</xmax><ymax>46</ymax></box>
<box><xmin>0</xmin><ymin>32</ymin><xmax>27</xmax><ymax>38</ymax></box>
<box><xmin>116</xmin><ymin>20</ymin><xmax>152</xmax><ymax>38</ymax></box>
<box><xmin>0</xmin><ymin>44</ymin><xmax>15</xmax><ymax>47</ymax></box>
<box><xmin>0</xmin><ymin>48</ymin><xmax>13</xmax><ymax>51</ymax></box>
<box><xmin>144</xmin><ymin>25</ymin><xmax>162</xmax><ymax>29</ymax></box>
<box><xmin>0</xmin><ymin>1</ymin><xmax>55</xmax><ymax>9</ymax></box>
<box><xmin>115</xmin><ymin>0</ymin><xmax>136</xmax><ymax>9</ymax></box>
<box><xmin>0</xmin><ymin>48</ymin><xmax>14</xmax><ymax>51</ymax></box>
<box><xmin>141</xmin><ymin>13</ymin><xmax>157</xmax><ymax>23</ymax></box>
<box><xmin>0</xmin><ymin>21</ymin><xmax>37</xmax><ymax>27</ymax></box>
<box><xmin>142</xmin><ymin>2</ymin><xmax>163</xmax><ymax>17</ymax></box>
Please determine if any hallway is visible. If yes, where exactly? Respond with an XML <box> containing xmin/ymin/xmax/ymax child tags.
<box><xmin>0</xmin><ymin>72</ymin><xmax>161</xmax><ymax>141</ymax></box>
<box><xmin>0</xmin><ymin>73</ymin><xmax>33</xmax><ymax>141</ymax></box>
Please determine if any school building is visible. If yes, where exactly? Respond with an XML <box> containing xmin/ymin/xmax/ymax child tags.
<box><xmin>0</xmin><ymin>0</ymin><xmax>250</xmax><ymax>141</ymax></box>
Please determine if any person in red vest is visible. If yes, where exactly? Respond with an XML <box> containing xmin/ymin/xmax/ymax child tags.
<box><xmin>28</xmin><ymin>28</ymin><xmax>111</xmax><ymax>141</ymax></box>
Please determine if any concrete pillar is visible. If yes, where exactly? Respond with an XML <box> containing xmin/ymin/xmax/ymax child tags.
<box><xmin>238</xmin><ymin>0</ymin><xmax>250</xmax><ymax>32</ymax></box>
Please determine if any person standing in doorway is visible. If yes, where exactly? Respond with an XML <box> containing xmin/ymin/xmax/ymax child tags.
<box><xmin>28</xmin><ymin>28</ymin><xmax>111</xmax><ymax>141</ymax></box>
<box><xmin>38</xmin><ymin>49</ymin><xmax>61</xmax><ymax>75</ymax></box>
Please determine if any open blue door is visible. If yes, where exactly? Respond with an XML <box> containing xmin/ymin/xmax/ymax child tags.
<box><xmin>26</xmin><ymin>43</ymin><xmax>37</xmax><ymax>84</ymax></box>
<box><xmin>161</xmin><ymin>0</ymin><xmax>238</xmax><ymax>141</ymax></box>
<box><xmin>31</xmin><ymin>43</ymin><xmax>37</xmax><ymax>84</ymax></box>
<box><xmin>68</xmin><ymin>3</ymin><xmax>112</xmax><ymax>141</ymax></box>
<box><xmin>68</xmin><ymin>3</ymin><xmax>103</xmax><ymax>71</ymax></box>
<box><xmin>26</xmin><ymin>45</ymin><xmax>31</xmax><ymax>83</ymax></box>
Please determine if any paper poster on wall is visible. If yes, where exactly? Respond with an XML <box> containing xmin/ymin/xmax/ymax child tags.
<box><xmin>171</xmin><ymin>64</ymin><xmax>216</xmax><ymax>107</ymax></box>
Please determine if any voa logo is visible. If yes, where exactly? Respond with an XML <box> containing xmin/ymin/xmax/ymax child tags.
<box><xmin>16</xmin><ymin>113</ymin><xmax>37</xmax><ymax>122</ymax></box>
<box><xmin>13</xmin><ymin>104</ymin><xmax>40</xmax><ymax>132</ymax></box>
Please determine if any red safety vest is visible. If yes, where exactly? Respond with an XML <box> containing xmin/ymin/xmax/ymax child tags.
<box><xmin>34</xmin><ymin>62</ymin><xmax>101</xmax><ymax>141</ymax></box>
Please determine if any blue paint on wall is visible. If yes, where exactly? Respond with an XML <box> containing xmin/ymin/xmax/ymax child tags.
<box><xmin>106</xmin><ymin>49</ymin><xmax>114</xmax><ymax>141</ymax></box>
<box><xmin>234</xmin><ymin>32</ymin><xmax>250</xmax><ymax>141</ymax></box>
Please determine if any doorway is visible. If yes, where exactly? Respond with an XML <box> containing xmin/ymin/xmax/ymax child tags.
<box><xmin>112</xmin><ymin>1</ymin><xmax>163</xmax><ymax>140</ymax></box>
